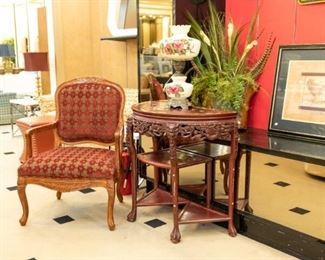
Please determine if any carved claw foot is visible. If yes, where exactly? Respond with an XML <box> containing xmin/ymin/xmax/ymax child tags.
<box><xmin>127</xmin><ymin>211</ymin><xmax>136</xmax><ymax>222</ymax></box>
<box><xmin>170</xmin><ymin>227</ymin><xmax>181</xmax><ymax>243</ymax></box>
<box><xmin>19</xmin><ymin>217</ymin><xmax>27</xmax><ymax>226</ymax></box>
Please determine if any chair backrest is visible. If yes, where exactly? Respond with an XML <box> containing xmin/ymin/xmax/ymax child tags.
<box><xmin>55</xmin><ymin>77</ymin><xmax>125</xmax><ymax>144</ymax></box>
<box><xmin>147</xmin><ymin>74</ymin><xmax>167</xmax><ymax>101</ymax></box>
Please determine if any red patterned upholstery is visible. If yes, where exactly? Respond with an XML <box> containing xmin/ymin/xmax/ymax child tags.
<box><xmin>18</xmin><ymin>147</ymin><xmax>116</xmax><ymax>179</ymax></box>
<box><xmin>56</xmin><ymin>78</ymin><xmax>123</xmax><ymax>143</ymax></box>
<box><xmin>147</xmin><ymin>74</ymin><xmax>167</xmax><ymax>101</ymax></box>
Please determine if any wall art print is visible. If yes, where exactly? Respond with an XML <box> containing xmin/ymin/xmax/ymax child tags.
<box><xmin>269</xmin><ymin>45</ymin><xmax>325</xmax><ymax>140</ymax></box>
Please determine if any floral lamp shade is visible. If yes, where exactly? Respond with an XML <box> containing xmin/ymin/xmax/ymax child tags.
<box><xmin>159</xmin><ymin>25</ymin><xmax>201</xmax><ymax>109</ymax></box>
<box><xmin>159</xmin><ymin>25</ymin><xmax>201</xmax><ymax>61</ymax></box>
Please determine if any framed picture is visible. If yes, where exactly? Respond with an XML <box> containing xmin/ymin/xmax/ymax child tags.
<box><xmin>269</xmin><ymin>45</ymin><xmax>325</xmax><ymax>140</ymax></box>
<box><xmin>298</xmin><ymin>0</ymin><xmax>325</xmax><ymax>5</ymax></box>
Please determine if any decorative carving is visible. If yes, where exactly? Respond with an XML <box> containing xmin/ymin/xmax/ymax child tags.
<box><xmin>132</xmin><ymin>117</ymin><xmax>237</xmax><ymax>142</ymax></box>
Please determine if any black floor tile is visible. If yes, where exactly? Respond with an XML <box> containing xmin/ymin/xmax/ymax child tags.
<box><xmin>3</xmin><ymin>152</ymin><xmax>15</xmax><ymax>155</ymax></box>
<box><xmin>79</xmin><ymin>188</ymin><xmax>96</xmax><ymax>194</ymax></box>
<box><xmin>289</xmin><ymin>207</ymin><xmax>310</xmax><ymax>215</ymax></box>
<box><xmin>1</xmin><ymin>131</ymin><xmax>10</xmax><ymax>134</ymax></box>
<box><xmin>265</xmin><ymin>162</ymin><xmax>278</xmax><ymax>167</ymax></box>
<box><xmin>274</xmin><ymin>181</ymin><xmax>290</xmax><ymax>187</ymax></box>
<box><xmin>53</xmin><ymin>215</ymin><xmax>75</xmax><ymax>224</ymax></box>
<box><xmin>27</xmin><ymin>258</ymin><xmax>37</xmax><ymax>260</ymax></box>
<box><xmin>144</xmin><ymin>218</ymin><xmax>166</xmax><ymax>228</ymax></box>
<box><xmin>6</xmin><ymin>186</ymin><xmax>17</xmax><ymax>191</ymax></box>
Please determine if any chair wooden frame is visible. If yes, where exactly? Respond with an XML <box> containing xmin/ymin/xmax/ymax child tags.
<box><xmin>17</xmin><ymin>77</ymin><xmax>125</xmax><ymax>230</ymax></box>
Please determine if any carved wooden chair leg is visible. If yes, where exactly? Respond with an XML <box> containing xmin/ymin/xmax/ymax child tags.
<box><xmin>116</xmin><ymin>179</ymin><xmax>123</xmax><ymax>203</ymax></box>
<box><xmin>56</xmin><ymin>191</ymin><xmax>62</xmax><ymax>200</ymax></box>
<box><xmin>17</xmin><ymin>178</ymin><xmax>29</xmax><ymax>226</ymax></box>
<box><xmin>107</xmin><ymin>180</ymin><xmax>116</xmax><ymax>230</ymax></box>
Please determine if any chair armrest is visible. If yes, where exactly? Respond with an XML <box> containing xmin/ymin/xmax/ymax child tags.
<box><xmin>24</xmin><ymin>121</ymin><xmax>58</xmax><ymax>160</ymax></box>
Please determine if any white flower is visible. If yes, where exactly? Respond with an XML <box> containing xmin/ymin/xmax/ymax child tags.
<box><xmin>200</xmin><ymin>30</ymin><xmax>211</xmax><ymax>46</ymax></box>
<box><xmin>227</xmin><ymin>22</ymin><xmax>234</xmax><ymax>39</ymax></box>
<box><xmin>245</xmin><ymin>40</ymin><xmax>258</xmax><ymax>51</ymax></box>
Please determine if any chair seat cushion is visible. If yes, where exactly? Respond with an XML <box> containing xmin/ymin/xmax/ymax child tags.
<box><xmin>18</xmin><ymin>147</ymin><xmax>116</xmax><ymax>179</ymax></box>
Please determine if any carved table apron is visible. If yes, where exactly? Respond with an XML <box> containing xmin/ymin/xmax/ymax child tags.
<box><xmin>126</xmin><ymin>100</ymin><xmax>238</xmax><ymax>243</ymax></box>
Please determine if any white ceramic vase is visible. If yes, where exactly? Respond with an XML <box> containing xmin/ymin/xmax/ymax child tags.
<box><xmin>164</xmin><ymin>75</ymin><xmax>193</xmax><ymax>109</ymax></box>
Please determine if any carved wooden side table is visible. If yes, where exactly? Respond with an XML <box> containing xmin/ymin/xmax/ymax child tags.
<box><xmin>126</xmin><ymin>100</ymin><xmax>238</xmax><ymax>243</ymax></box>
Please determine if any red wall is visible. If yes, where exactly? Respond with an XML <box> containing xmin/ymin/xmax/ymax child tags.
<box><xmin>226</xmin><ymin>0</ymin><xmax>325</xmax><ymax>129</ymax></box>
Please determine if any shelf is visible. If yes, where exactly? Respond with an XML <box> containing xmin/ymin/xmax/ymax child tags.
<box><xmin>180</xmin><ymin>183</ymin><xmax>206</xmax><ymax>196</ymax></box>
<box><xmin>178</xmin><ymin>202</ymin><xmax>229</xmax><ymax>224</ymax></box>
<box><xmin>137</xmin><ymin>149</ymin><xmax>212</xmax><ymax>169</ymax></box>
<box><xmin>137</xmin><ymin>188</ymin><xmax>188</xmax><ymax>207</ymax></box>
<box><xmin>178</xmin><ymin>141</ymin><xmax>230</xmax><ymax>159</ymax></box>
<box><xmin>100</xmin><ymin>35</ymin><xmax>137</xmax><ymax>41</ymax></box>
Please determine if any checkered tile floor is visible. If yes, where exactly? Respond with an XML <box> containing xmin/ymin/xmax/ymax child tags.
<box><xmin>0</xmin><ymin>125</ymin><xmax>303</xmax><ymax>259</ymax></box>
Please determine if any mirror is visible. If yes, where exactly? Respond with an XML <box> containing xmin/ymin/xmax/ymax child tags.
<box><xmin>0</xmin><ymin>0</ymin><xmax>45</xmax><ymax>70</ymax></box>
<box><xmin>0</xmin><ymin>0</ymin><xmax>47</xmax><ymax>96</ymax></box>
<box><xmin>138</xmin><ymin>0</ymin><xmax>174</xmax><ymax>101</ymax></box>
<box><xmin>107</xmin><ymin>0</ymin><xmax>137</xmax><ymax>37</ymax></box>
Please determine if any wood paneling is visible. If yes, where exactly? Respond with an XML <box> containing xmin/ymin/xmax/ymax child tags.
<box><xmin>52</xmin><ymin>0</ymin><xmax>137</xmax><ymax>89</ymax></box>
<box><xmin>37</xmin><ymin>7</ymin><xmax>50</xmax><ymax>95</ymax></box>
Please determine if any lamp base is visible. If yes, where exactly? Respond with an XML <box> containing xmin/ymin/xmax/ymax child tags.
<box><xmin>35</xmin><ymin>74</ymin><xmax>42</xmax><ymax>98</ymax></box>
<box><xmin>168</xmin><ymin>98</ymin><xmax>191</xmax><ymax>110</ymax></box>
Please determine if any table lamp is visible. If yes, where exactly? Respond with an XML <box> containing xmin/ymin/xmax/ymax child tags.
<box><xmin>159</xmin><ymin>25</ymin><xmax>201</xmax><ymax>109</ymax></box>
<box><xmin>24</xmin><ymin>52</ymin><xmax>49</xmax><ymax>97</ymax></box>
<box><xmin>0</xmin><ymin>44</ymin><xmax>15</xmax><ymax>74</ymax></box>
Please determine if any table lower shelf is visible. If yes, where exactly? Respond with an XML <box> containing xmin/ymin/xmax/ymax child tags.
<box><xmin>136</xmin><ymin>188</ymin><xmax>231</xmax><ymax>226</ymax></box>
<box><xmin>178</xmin><ymin>202</ymin><xmax>230</xmax><ymax>224</ymax></box>
<box><xmin>137</xmin><ymin>188</ymin><xmax>188</xmax><ymax>206</ymax></box>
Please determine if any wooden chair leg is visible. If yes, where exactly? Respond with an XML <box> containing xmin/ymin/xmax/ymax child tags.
<box><xmin>107</xmin><ymin>180</ymin><xmax>116</xmax><ymax>231</ymax></box>
<box><xmin>56</xmin><ymin>191</ymin><xmax>62</xmax><ymax>200</ymax></box>
<box><xmin>17</xmin><ymin>181</ymin><xmax>29</xmax><ymax>226</ymax></box>
<box><xmin>116</xmin><ymin>180</ymin><xmax>123</xmax><ymax>203</ymax></box>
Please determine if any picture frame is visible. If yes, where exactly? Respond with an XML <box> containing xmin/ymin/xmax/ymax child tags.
<box><xmin>269</xmin><ymin>45</ymin><xmax>325</xmax><ymax>141</ymax></box>
<box><xmin>298</xmin><ymin>0</ymin><xmax>325</xmax><ymax>5</ymax></box>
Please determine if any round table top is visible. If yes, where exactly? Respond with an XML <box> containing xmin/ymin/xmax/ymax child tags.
<box><xmin>131</xmin><ymin>101</ymin><xmax>237</xmax><ymax>122</ymax></box>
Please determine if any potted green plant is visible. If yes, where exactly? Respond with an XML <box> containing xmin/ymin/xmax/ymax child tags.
<box><xmin>188</xmin><ymin>0</ymin><xmax>275</xmax><ymax>128</ymax></box>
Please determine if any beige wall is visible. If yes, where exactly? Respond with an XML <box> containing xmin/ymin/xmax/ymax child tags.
<box><xmin>52</xmin><ymin>0</ymin><xmax>138</xmax><ymax>89</ymax></box>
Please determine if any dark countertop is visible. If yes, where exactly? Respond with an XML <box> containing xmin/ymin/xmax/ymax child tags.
<box><xmin>239</xmin><ymin>128</ymin><xmax>325</xmax><ymax>166</ymax></box>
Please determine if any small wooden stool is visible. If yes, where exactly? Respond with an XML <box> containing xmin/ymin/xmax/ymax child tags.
<box><xmin>16</xmin><ymin>115</ymin><xmax>56</xmax><ymax>163</ymax></box>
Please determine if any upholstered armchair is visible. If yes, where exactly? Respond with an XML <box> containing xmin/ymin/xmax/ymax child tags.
<box><xmin>17</xmin><ymin>77</ymin><xmax>125</xmax><ymax>230</ymax></box>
